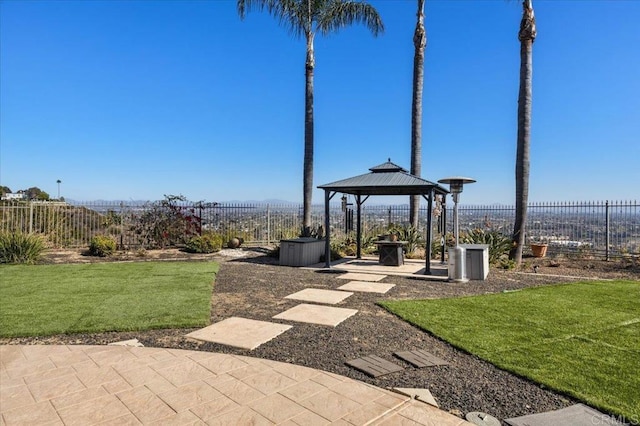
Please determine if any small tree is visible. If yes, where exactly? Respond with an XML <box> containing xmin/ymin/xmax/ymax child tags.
<box><xmin>23</xmin><ymin>187</ymin><xmax>50</xmax><ymax>201</ymax></box>
<box><xmin>130</xmin><ymin>195</ymin><xmax>202</xmax><ymax>249</ymax></box>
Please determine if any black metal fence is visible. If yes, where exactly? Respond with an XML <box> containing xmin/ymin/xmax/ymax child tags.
<box><xmin>1</xmin><ymin>200</ymin><xmax>637</xmax><ymax>258</ymax></box>
<box><xmin>451</xmin><ymin>201</ymin><xmax>639</xmax><ymax>259</ymax></box>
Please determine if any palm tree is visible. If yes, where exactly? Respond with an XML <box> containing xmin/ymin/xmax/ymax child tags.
<box><xmin>409</xmin><ymin>0</ymin><xmax>426</xmax><ymax>229</ymax></box>
<box><xmin>510</xmin><ymin>0</ymin><xmax>536</xmax><ymax>264</ymax></box>
<box><xmin>237</xmin><ymin>0</ymin><xmax>384</xmax><ymax>236</ymax></box>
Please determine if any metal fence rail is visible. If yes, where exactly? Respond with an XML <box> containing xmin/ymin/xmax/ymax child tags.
<box><xmin>452</xmin><ymin>201</ymin><xmax>639</xmax><ymax>258</ymax></box>
<box><xmin>0</xmin><ymin>200</ymin><xmax>637</xmax><ymax>258</ymax></box>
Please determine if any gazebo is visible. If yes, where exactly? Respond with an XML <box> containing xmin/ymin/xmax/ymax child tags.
<box><xmin>318</xmin><ymin>160</ymin><xmax>450</xmax><ymax>274</ymax></box>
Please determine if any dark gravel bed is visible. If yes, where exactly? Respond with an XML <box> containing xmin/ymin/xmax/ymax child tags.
<box><xmin>3</xmin><ymin>249</ymin><xmax>638</xmax><ymax>424</ymax></box>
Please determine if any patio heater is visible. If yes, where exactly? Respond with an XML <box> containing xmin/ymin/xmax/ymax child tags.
<box><xmin>438</xmin><ymin>177</ymin><xmax>476</xmax><ymax>282</ymax></box>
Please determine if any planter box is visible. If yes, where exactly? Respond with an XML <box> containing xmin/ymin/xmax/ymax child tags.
<box><xmin>279</xmin><ymin>238</ymin><xmax>325</xmax><ymax>267</ymax></box>
<box><xmin>531</xmin><ymin>243</ymin><xmax>548</xmax><ymax>258</ymax></box>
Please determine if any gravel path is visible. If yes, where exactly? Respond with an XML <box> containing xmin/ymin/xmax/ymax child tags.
<box><xmin>2</xmin><ymin>248</ymin><xmax>638</xmax><ymax>423</ymax></box>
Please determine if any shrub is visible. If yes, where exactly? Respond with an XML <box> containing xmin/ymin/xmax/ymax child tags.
<box><xmin>0</xmin><ymin>232</ymin><xmax>45</xmax><ymax>264</ymax></box>
<box><xmin>389</xmin><ymin>225</ymin><xmax>424</xmax><ymax>255</ymax></box>
<box><xmin>89</xmin><ymin>235</ymin><xmax>117</xmax><ymax>257</ymax></box>
<box><xmin>185</xmin><ymin>233</ymin><xmax>223</xmax><ymax>254</ymax></box>
<box><xmin>431</xmin><ymin>236</ymin><xmax>448</xmax><ymax>259</ymax></box>
<box><xmin>460</xmin><ymin>228</ymin><xmax>512</xmax><ymax>265</ymax></box>
<box><xmin>498</xmin><ymin>258</ymin><xmax>517</xmax><ymax>270</ymax></box>
<box><xmin>330</xmin><ymin>236</ymin><xmax>356</xmax><ymax>257</ymax></box>
<box><xmin>130</xmin><ymin>195</ymin><xmax>202</xmax><ymax>249</ymax></box>
<box><xmin>327</xmin><ymin>232</ymin><xmax>383</xmax><ymax>258</ymax></box>
<box><xmin>320</xmin><ymin>246</ymin><xmax>343</xmax><ymax>263</ymax></box>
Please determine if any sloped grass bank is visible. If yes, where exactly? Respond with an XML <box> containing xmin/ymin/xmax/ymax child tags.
<box><xmin>379</xmin><ymin>280</ymin><xmax>640</xmax><ymax>421</ymax></box>
<box><xmin>0</xmin><ymin>261</ymin><xmax>218</xmax><ymax>337</ymax></box>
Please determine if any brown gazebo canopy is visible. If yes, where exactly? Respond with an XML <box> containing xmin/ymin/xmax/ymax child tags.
<box><xmin>318</xmin><ymin>160</ymin><xmax>450</xmax><ymax>274</ymax></box>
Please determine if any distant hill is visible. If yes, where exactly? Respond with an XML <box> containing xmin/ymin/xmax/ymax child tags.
<box><xmin>224</xmin><ymin>199</ymin><xmax>297</xmax><ymax>205</ymax></box>
<box><xmin>66</xmin><ymin>198</ymin><xmax>298</xmax><ymax>205</ymax></box>
<box><xmin>66</xmin><ymin>199</ymin><xmax>151</xmax><ymax>206</ymax></box>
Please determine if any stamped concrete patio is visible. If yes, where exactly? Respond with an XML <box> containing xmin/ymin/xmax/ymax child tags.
<box><xmin>307</xmin><ymin>257</ymin><xmax>449</xmax><ymax>280</ymax></box>
<box><xmin>1</xmin><ymin>344</ymin><xmax>473</xmax><ymax>425</ymax></box>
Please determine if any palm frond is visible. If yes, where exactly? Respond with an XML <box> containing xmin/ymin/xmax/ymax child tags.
<box><xmin>238</xmin><ymin>0</ymin><xmax>310</xmax><ymax>38</ymax></box>
<box><xmin>237</xmin><ymin>0</ymin><xmax>272</xmax><ymax>19</ymax></box>
<box><xmin>316</xmin><ymin>0</ymin><xmax>384</xmax><ymax>37</ymax></box>
<box><xmin>238</xmin><ymin>0</ymin><xmax>383</xmax><ymax>38</ymax></box>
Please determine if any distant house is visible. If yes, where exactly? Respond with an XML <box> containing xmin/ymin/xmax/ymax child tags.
<box><xmin>1</xmin><ymin>192</ymin><xmax>27</xmax><ymax>201</ymax></box>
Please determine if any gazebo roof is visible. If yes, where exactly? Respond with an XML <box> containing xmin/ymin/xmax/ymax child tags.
<box><xmin>318</xmin><ymin>159</ymin><xmax>449</xmax><ymax>196</ymax></box>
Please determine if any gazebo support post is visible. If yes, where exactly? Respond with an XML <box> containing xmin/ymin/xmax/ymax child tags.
<box><xmin>356</xmin><ymin>194</ymin><xmax>362</xmax><ymax>259</ymax></box>
<box><xmin>355</xmin><ymin>195</ymin><xmax>368</xmax><ymax>259</ymax></box>
<box><xmin>423</xmin><ymin>190</ymin><xmax>434</xmax><ymax>275</ymax></box>
<box><xmin>323</xmin><ymin>190</ymin><xmax>335</xmax><ymax>268</ymax></box>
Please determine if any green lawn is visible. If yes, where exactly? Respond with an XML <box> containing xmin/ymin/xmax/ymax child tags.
<box><xmin>0</xmin><ymin>261</ymin><xmax>219</xmax><ymax>337</ymax></box>
<box><xmin>379</xmin><ymin>280</ymin><xmax>640</xmax><ymax>420</ymax></box>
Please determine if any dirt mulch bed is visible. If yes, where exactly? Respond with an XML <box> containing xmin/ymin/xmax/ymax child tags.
<box><xmin>3</xmin><ymin>248</ymin><xmax>638</xmax><ymax>423</ymax></box>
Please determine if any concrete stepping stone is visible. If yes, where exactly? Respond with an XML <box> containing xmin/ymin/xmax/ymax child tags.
<box><xmin>394</xmin><ymin>349</ymin><xmax>449</xmax><ymax>368</ymax></box>
<box><xmin>337</xmin><ymin>281</ymin><xmax>395</xmax><ymax>294</ymax></box>
<box><xmin>185</xmin><ymin>317</ymin><xmax>292</xmax><ymax>350</ymax></box>
<box><xmin>393</xmin><ymin>388</ymin><xmax>439</xmax><ymax>408</ymax></box>
<box><xmin>273</xmin><ymin>304</ymin><xmax>358</xmax><ymax>327</ymax></box>
<box><xmin>505</xmin><ymin>403</ymin><xmax>626</xmax><ymax>426</ymax></box>
<box><xmin>345</xmin><ymin>355</ymin><xmax>404</xmax><ymax>377</ymax></box>
<box><xmin>284</xmin><ymin>288</ymin><xmax>353</xmax><ymax>305</ymax></box>
<box><xmin>336</xmin><ymin>272</ymin><xmax>387</xmax><ymax>282</ymax></box>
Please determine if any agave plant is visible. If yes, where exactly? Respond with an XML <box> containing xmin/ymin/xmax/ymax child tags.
<box><xmin>460</xmin><ymin>228</ymin><xmax>512</xmax><ymax>265</ymax></box>
<box><xmin>389</xmin><ymin>224</ymin><xmax>424</xmax><ymax>255</ymax></box>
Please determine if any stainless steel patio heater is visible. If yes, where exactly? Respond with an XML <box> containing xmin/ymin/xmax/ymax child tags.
<box><xmin>438</xmin><ymin>177</ymin><xmax>476</xmax><ymax>282</ymax></box>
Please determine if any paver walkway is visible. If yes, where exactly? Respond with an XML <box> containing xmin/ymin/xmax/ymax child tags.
<box><xmin>1</xmin><ymin>344</ymin><xmax>473</xmax><ymax>425</ymax></box>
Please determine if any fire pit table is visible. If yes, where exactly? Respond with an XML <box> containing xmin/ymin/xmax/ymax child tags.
<box><xmin>374</xmin><ymin>241</ymin><xmax>406</xmax><ymax>266</ymax></box>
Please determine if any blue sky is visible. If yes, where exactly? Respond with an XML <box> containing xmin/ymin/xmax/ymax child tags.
<box><xmin>1</xmin><ymin>0</ymin><xmax>638</xmax><ymax>204</ymax></box>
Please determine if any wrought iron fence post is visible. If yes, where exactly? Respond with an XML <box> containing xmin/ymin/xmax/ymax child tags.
<box><xmin>120</xmin><ymin>202</ymin><xmax>125</xmax><ymax>250</ymax></box>
<box><xmin>605</xmin><ymin>200</ymin><xmax>610</xmax><ymax>261</ymax></box>
<box><xmin>267</xmin><ymin>204</ymin><xmax>271</xmax><ymax>244</ymax></box>
<box><xmin>29</xmin><ymin>201</ymin><xmax>34</xmax><ymax>234</ymax></box>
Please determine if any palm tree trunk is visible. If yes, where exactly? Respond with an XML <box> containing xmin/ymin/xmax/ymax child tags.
<box><xmin>302</xmin><ymin>32</ymin><xmax>315</xmax><ymax>237</ymax></box>
<box><xmin>410</xmin><ymin>0</ymin><xmax>426</xmax><ymax>229</ymax></box>
<box><xmin>510</xmin><ymin>0</ymin><xmax>536</xmax><ymax>263</ymax></box>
